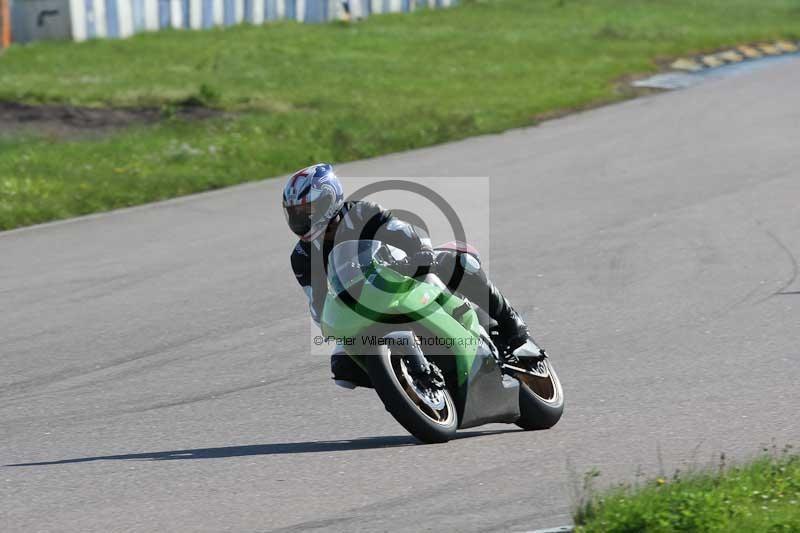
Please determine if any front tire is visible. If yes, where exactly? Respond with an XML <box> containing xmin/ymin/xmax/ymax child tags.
<box><xmin>365</xmin><ymin>348</ymin><xmax>457</xmax><ymax>444</ymax></box>
<box><xmin>513</xmin><ymin>357</ymin><xmax>564</xmax><ymax>430</ymax></box>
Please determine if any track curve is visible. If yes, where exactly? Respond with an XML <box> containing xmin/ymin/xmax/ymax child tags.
<box><xmin>2</xmin><ymin>59</ymin><xmax>799</xmax><ymax>532</ymax></box>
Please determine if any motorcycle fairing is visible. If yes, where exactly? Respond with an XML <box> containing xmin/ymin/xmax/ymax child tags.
<box><xmin>322</xmin><ymin>263</ymin><xmax>523</xmax><ymax>429</ymax></box>
<box><xmin>457</xmin><ymin>337</ymin><xmax>521</xmax><ymax>428</ymax></box>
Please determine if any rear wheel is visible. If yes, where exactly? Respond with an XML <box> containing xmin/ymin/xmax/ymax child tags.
<box><xmin>512</xmin><ymin>357</ymin><xmax>564</xmax><ymax>430</ymax></box>
<box><xmin>365</xmin><ymin>348</ymin><xmax>457</xmax><ymax>444</ymax></box>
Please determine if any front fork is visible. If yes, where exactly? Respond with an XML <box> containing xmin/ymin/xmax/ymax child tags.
<box><xmin>382</xmin><ymin>331</ymin><xmax>446</xmax><ymax>390</ymax></box>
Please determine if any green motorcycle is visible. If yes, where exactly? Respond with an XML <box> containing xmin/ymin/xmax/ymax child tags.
<box><xmin>320</xmin><ymin>239</ymin><xmax>564</xmax><ymax>444</ymax></box>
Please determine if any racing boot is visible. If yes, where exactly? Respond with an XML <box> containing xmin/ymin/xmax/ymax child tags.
<box><xmin>330</xmin><ymin>348</ymin><xmax>372</xmax><ymax>389</ymax></box>
<box><xmin>487</xmin><ymin>282</ymin><xmax>533</xmax><ymax>358</ymax></box>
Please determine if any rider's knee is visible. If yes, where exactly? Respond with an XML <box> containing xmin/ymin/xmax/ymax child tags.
<box><xmin>434</xmin><ymin>249</ymin><xmax>486</xmax><ymax>290</ymax></box>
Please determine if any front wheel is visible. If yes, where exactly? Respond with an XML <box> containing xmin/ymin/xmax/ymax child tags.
<box><xmin>365</xmin><ymin>348</ymin><xmax>457</xmax><ymax>444</ymax></box>
<box><xmin>513</xmin><ymin>357</ymin><xmax>564</xmax><ymax>430</ymax></box>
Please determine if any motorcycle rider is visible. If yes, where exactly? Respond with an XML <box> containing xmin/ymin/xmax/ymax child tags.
<box><xmin>284</xmin><ymin>163</ymin><xmax>535</xmax><ymax>388</ymax></box>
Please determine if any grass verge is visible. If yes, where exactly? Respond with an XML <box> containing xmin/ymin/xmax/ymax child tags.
<box><xmin>575</xmin><ymin>450</ymin><xmax>800</xmax><ymax>532</ymax></box>
<box><xmin>1</xmin><ymin>0</ymin><xmax>799</xmax><ymax>230</ymax></box>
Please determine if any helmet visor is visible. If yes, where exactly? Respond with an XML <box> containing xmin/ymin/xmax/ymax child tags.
<box><xmin>285</xmin><ymin>203</ymin><xmax>313</xmax><ymax>236</ymax></box>
<box><xmin>284</xmin><ymin>195</ymin><xmax>333</xmax><ymax>238</ymax></box>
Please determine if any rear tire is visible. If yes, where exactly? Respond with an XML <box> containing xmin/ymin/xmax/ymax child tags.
<box><xmin>514</xmin><ymin>358</ymin><xmax>564</xmax><ymax>430</ymax></box>
<box><xmin>365</xmin><ymin>348</ymin><xmax>457</xmax><ymax>444</ymax></box>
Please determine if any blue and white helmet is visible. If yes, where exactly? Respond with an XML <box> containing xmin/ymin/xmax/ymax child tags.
<box><xmin>282</xmin><ymin>163</ymin><xmax>344</xmax><ymax>242</ymax></box>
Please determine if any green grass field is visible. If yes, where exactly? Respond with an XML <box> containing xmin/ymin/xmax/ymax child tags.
<box><xmin>1</xmin><ymin>0</ymin><xmax>798</xmax><ymax>230</ymax></box>
<box><xmin>575</xmin><ymin>451</ymin><xmax>800</xmax><ymax>532</ymax></box>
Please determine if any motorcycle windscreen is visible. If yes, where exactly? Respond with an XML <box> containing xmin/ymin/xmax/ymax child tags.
<box><xmin>327</xmin><ymin>240</ymin><xmax>384</xmax><ymax>297</ymax></box>
<box><xmin>326</xmin><ymin>239</ymin><xmax>448</xmax><ymax>330</ymax></box>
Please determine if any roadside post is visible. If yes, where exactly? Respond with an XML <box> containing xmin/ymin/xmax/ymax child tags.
<box><xmin>1</xmin><ymin>0</ymin><xmax>11</xmax><ymax>48</ymax></box>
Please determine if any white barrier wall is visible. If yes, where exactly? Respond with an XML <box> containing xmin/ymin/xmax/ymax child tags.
<box><xmin>9</xmin><ymin>0</ymin><xmax>456</xmax><ymax>42</ymax></box>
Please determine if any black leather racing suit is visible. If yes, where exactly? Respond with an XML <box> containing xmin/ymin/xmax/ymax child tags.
<box><xmin>290</xmin><ymin>200</ymin><xmax>529</xmax><ymax>382</ymax></box>
<box><xmin>291</xmin><ymin>201</ymin><xmax>529</xmax><ymax>387</ymax></box>
<box><xmin>290</xmin><ymin>200</ymin><xmax>432</xmax><ymax>325</ymax></box>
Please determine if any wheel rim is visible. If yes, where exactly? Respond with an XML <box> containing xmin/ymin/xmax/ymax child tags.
<box><xmin>391</xmin><ymin>355</ymin><xmax>455</xmax><ymax>426</ymax></box>
<box><xmin>514</xmin><ymin>358</ymin><xmax>561</xmax><ymax>405</ymax></box>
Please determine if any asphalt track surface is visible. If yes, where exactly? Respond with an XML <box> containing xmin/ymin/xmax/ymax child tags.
<box><xmin>2</xmin><ymin>59</ymin><xmax>800</xmax><ymax>532</ymax></box>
